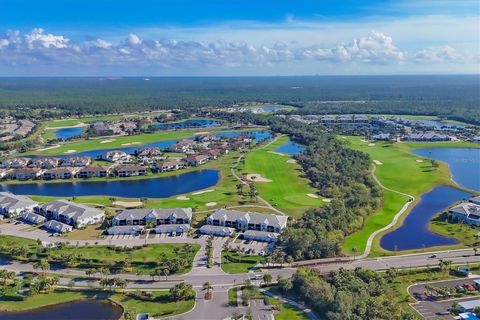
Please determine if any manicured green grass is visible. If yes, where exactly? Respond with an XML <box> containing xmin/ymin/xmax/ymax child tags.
<box><xmin>242</xmin><ymin>135</ymin><xmax>324</xmax><ymax>217</ymax></box>
<box><xmin>29</xmin><ymin>131</ymin><xmax>196</xmax><ymax>156</ymax></box>
<box><xmin>0</xmin><ymin>235</ymin><xmax>199</xmax><ymax>275</ymax></box>
<box><xmin>110</xmin><ymin>290</ymin><xmax>194</xmax><ymax>318</ymax></box>
<box><xmin>272</xmin><ymin>300</ymin><xmax>309</xmax><ymax>320</ymax></box>
<box><xmin>45</xmin><ymin>115</ymin><xmax>144</xmax><ymax>128</ymax></box>
<box><xmin>429</xmin><ymin>212</ymin><xmax>480</xmax><ymax>247</ymax></box>
<box><xmin>0</xmin><ymin>289</ymin><xmax>194</xmax><ymax>318</ymax></box>
<box><xmin>228</xmin><ymin>287</ymin><xmax>238</xmax><ymax>306</ymax></box>
<box><xmin>341</xmin><ymin>136</ymin><xmax>455</xmax><ymax>256</ymax></box>
<box><xmin>221</xmin><ymin>252</ymin><xmax>262</xmax><ymax>273</ymax></box>
<box><xmin>0</xmin><ymin>290</ymin><xmax>109</xmax><ymax>311</ymax></box>
<box><xmin>343</xmin><ymin>190</ymin><xmax>409</xmax><ymax>254</ymax></box>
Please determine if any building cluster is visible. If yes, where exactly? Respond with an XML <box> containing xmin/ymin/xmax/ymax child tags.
<box><xmin>448</xmin><ymin>196</ymin><xmax>480</xmax><ymax>227</ymax></box>
<box><xmin>0</xmin><ymin>134</ymin><xmax>253</xmax><ymax>181</ymax></box>
<box><xmin>0</xmin><ymin>120</ymin><xmax>36</xmax><ymax>142</ymax></box>
<box><xmin>281</xmin><ymin>114</ymin><xmax>479</xmax><ymax>143</ymax></box>
<box><xmin>0</xmin><ymin>192</ymin><xmax>104</xmax><ymax>233</ymax></box>
<box><xmin>89</xmin><ymin>119</ymin><xmax>144</xmax><ymax>136</ymax></box>
<box><xmin>107</xmin><ymin>207</ymin><xmax>288</xmax><ymax>242</ymax></box>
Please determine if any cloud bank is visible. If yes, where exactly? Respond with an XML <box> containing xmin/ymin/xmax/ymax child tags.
<box><xmin>0</xmin><ymin>28</ymin><xmax>475</xmax><ymax>75</ymax></box>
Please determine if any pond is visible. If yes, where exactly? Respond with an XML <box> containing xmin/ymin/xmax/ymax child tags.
<box><xmin>380</xmin><ymin>186</ymin><xmax>471</xmax><ymax>251</ymax></box>
<box><xmin>32</xmin><ymin>139</ymin><xmax>180</xmax><ymax>160</ymax></box>
<box><xmin>150</xmin><ymin>119</ymin><xmax>220</xmax><ymax>130</ymax></box>
<box><xmin>213</xmin><ymin>130</ymin><xmax>272</xmax><ymax>142</ymax></box>
<box><xmin>412</xmin><ymin>148</ymin><xmax>480</xmax><ymax>192</ymax></box>
<box><xmin>0</xmin><ymin>169</ymin><xmax>220</xmax><ymax>198</ymax></box>
<box><xmin>0</xmin><ymin>300</ymin><xmax>122</xmax><ymax>320</ymax></box>
<box><xmin>54</xmin><ymin>127</ymin><xmax>84</xmax><ymax>140</ymax></box>
<box><xmin>275</xmin><ymin>140</ymin><xmax>304</xmax><ymax>156</ymax></box>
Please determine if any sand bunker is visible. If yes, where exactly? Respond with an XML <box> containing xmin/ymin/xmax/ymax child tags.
<box><xmin>206</xmin><ymin>202</ymin><xmax>217</xmax><ymax>207</ymax></box>
<box><xmin>176</xmin><ymin>196</ymin><xmax>190</xmax><ymax>201</ymax></box>
<box><xmin>360</xmin><ymin>139</ymin><xmax>369</xmax><ymax>143</ymax></box>
<box><xmin>268</xmin><ymin>151</ymin><xmax>286</xmax><ymax>156</ymax></box>
<box><xmin>121</xmin><ymin>142</ymin><xmax>141</xmax><ymax>146</ymax></box>
<box><xmin>373</xmin><ymin>160</ymin><xmax>383</xmax><ymax>165</ymax></box>
<box><xmin>194</xmin><ymin>131</ymin><xmax>210</xmax><ymax>135</ymax></box>
<box><xmin>192</xmin><ymin>189</ymin><xmax>215</xmax><ymax>195</ymax></box>
<box><xmin>416</xmin><ymin>159</ymin><xmax>424</xmax><ymax>163</ymax></box>
<box><xmin>100</xmin><ymin>139</ymin><xmax>114</xmax><ymax>144</ymax></box>
<box><xmin>368</xmin><ymin>143</ymin><xmax>376</xmax><ymax>147</ymax></box>
<box><xmin>63</xmin><ymin>149</ymin><xmax>77</xmax><ymax>154</ymax></box>
<box><xmin>322</xmin><ymin>198</ymin><xmax>332</xmax><ymax>203</ymax></box>
<box><xmin>246</xmin><ymin>174</ymin><xmax>272</xmax><ymax>183</ymax></box>
<box><xmin>307</xmin><ymin>193</ymin><xmax>319</xmax><ymax>199</ymax></box>
<box><xmin>113</xmin><ymin>201</ymin><xmax>143</xmax><ymax>208</ymax></box>
<box><xmin>38</xmin><ymin>145</ymin><xmax>60</xmax><ymax>151</ymax></box>
<box><xmin>287</xmin><ymin>159</ymin><xmax>297</xmax><ymax>164</ymax></box>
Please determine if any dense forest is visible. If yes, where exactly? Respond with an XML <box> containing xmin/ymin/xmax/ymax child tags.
<box><xmin>215</xmin><ymin>111</ymin><xmax>382</xmax><ymax>259</ymax></box>
<box><xmin>290</xmin><ymin>268</ymin><xmax>415</xmax><ymax>319</ymax></box>
<box><xmin>0</xmin><ymin>76</ymin><xmax>478</xmax><ymax>123</ymax></box>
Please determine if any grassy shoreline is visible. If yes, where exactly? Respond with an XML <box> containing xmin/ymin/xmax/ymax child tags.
<box><xmin>342</xmin><ymin>137</ymin><xmax>478</xmax><ymax>256</ymax></box>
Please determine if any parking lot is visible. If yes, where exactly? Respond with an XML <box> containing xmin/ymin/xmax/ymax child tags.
<box><xmin>409</xmin><ymin>277</ymin><xmax>480</xmax><ymax>319</ymax></box>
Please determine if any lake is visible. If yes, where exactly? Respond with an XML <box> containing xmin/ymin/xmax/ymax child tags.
<box><xmin>275</xmin><ymin>140</ymin><xmax>304</xmax><ymax>156</ymax></box>
<box><xmin>0</xmin><ymin>169</ymin><xmax>219</xmax><ymax>198</ymax></box>
<box><xmin>412</xmin><ymin>148</ymin><xmax>480</xmax><ymax>192</ymax></box>
<box><xmin>54</xmin><ymin>127</ymin><xmax>84</xmax><ymax>140</ymax></box>
<box><xmin>0</xmin><ymin>300</ymin><xmax>122</xmax><ymax>320</ymax></box>
<box><xmin>380</xmin><ymin>186</ymin><xmax>471</xmax><ymax>251</ymax></box>
<box><xmin>213</xmin><ymin>130</ymin><xmax>272</xmax><ymax>141</ymax></box>
<box><xmin>150</xmin><ymin>119</ymin><xmax>220</xmax><ymax>130</ymax></box>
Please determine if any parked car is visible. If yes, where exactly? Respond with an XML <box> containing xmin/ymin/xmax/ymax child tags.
<box><xmin>463</xmin><ymin>283</ymin><xmax>476</xmax><ymax>292</ymax></box>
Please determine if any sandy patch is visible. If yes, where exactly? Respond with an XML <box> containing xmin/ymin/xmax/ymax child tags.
<box><xmin>113</xmin><ymin>201</ymin><xmax>143</xmax><ymax>208</ymax></box>
<box><xmin>368</xmin><ymin>143</ymin><xmax>376</xmax><ymax>147</ymax></box>
<box><xmin>268</xmin><ymin>151</ymin><xmax>286</xmax><ymax>156</ymax></box>
<box><xmin>191</xmin><ymin>189</ymin><xmax>215</xmax><ymax>195</ymax></box>
<box><xmin>194</xmin><ymin>131</ymin><xmax>210</xmax><ymax>135</ymax></box>
<box><xmin>373</xmin><ymin>160</ymin><xmax>383</xmax><ymax>165</ymax></box>
<box><xmin>307</xmin><ymin>193</ymin><xmax>319</xmax><ymax>199</ymax></box>
<box><xmin>360</xmin><ymin>139</ymin><xmax>369</xmax><ymax>143</ymax></box>
<box><xmin>287</xmin><ymin>159</ymin><xmax>296</xmax><ymax>164</ymax></box>
<box><xmin>63</xmin><ymin>149</ymin><xmax>77</xmax><ymax>154</ymax></box>
<box><xmin>100</xmin><ymin>139</ymin><xmax>115</xmax><ymax>144</ymax></box>
<box><xmin>206</xmin><ymin>202</ymin><xmax>217</xmax><ymax>207</ymax></box>
<box><xmin>322</xmin><ymin>198</ymin><xmax>332</xmax><ymax>203</ymax></box>
<box><xmin>121</xmin><ymin>142</ymin><xmax>141</xmax><ymax>146</ymax></box>
<box><xmin>38</xmin><ymin>144</ymin><xmax>60</xmax><ymax>151</ymax></box>
<box><xmin>416</xmin><ymin>159</ymin><xmax>424</xmax><ymax>163</ymax></box>
<box><xmin>176</xmin><ymin>196</ymin><xmax>190</xmax><ymax>201</ymax></box>
<box><xmin>246</xmin><ymin>174</ymin><xmax>272</xmax><ymax>183</ymax></box>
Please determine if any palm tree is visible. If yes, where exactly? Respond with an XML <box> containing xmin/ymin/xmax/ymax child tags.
<box><xmin>202</xmin><ymin>281</ymin><xmax>213</xmax><ymax>294</ymax></box>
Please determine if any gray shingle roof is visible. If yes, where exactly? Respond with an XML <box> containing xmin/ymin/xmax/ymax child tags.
<box><xmin>38</xmin><ymin>200</ymin><xmax>104</xmax><ymax>222</ymax></box>
<box><xmin>44</xmin><ymin>220</ymin><xmax>72</xmax><ymax>233</ymax></box>
<box><xmin>154</xmin><ymin>224</ymin><xmax>190</xmax><ymax>233</ymax></box>
<box><xmin>0</xmin><ymin>192</ymin><xmax>37</xmax><ymax>211</ymax></box>
<box><xmin>208</xmin><ymin>209</ymin><xmax>288</xmax><ymax>229</ymax></box>
<box><xmin>113</xmin><ymin>208</ymin><xmax>192</xmax><ymax>222</ymax></box>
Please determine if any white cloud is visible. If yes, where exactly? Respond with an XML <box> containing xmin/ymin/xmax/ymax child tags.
<box><xmin>300</xmin><ymin>31</ymin><xmax>405</xmax><ymax>64</ymax></box>
<box><xmin>24</xmin><ymin>28</ymin><xmax>70</xmax><ymax>49</ymax></box>
<box><xmin>0</xmin><ymin>27</ymin><xmax>476</xmax><ymax>75</ymax></box>
<box><xmin>414</xmin><ymin>45</ymin><xmax>465</xmax><ymax>63</ymax></box>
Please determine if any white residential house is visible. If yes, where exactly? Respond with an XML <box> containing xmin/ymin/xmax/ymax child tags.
<box><xmin>0</xmin><ymin>192</ymin><xmax>38</xmax><ymax>217</ymax></box>
<box><xmin>34</xmin><ymin>200</ymin><xmax>105</xmax><ymax>228</ymax></box>
<box><xmin>449</xmin><ymin>202</ymin><xmax>480</xmax><ymax>227</ymax></box>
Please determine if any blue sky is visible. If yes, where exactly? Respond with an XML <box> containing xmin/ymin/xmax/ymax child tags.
<box><xmin>0</xmin><ymin>0</ymin><xmax>478</xmax><ymax>76</ymax></box>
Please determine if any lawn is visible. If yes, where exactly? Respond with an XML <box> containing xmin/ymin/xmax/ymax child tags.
<box><xmin>341</xmin><ymin>136</ymin><xmax>455</xmax><ymax>256</ymax></box>
<box><xmin>29</xmin><ymin>130</ymin><xmax>196</xmax><ymax>156</ymax></box>
<box><xmin>429</xmin><ymin>212</ymin><xmax>480</xmax><ymax>247</ymax></box>
<box><xmin>0</xmin><ymin>289</ymin><xmax>194</xmax><ymax>318</ymax></box>
<box><xmin>110</xmin><ymin>290</ymin><xmax>194</xmax><ymax>318</ymax></box>
<box><xmin>241</xmin><ymin>135</ymin><xmax>324</xmax><ymax>218</ymax></box>
<box><xmin>45</xmin><ymin>114</ymin><xmax>146</xmax><ymax>128</ymax></box>
<box><xmin>0</xmin><ymin>235</ymin><xmax>199</xmax><ymax>275</ymax></box>
<box><xmin>221</xmin><ymin>252</ymin><xmax>262</xmax><ymax>273</ymax></box>
<box><xmin>228</xmin><ymin>287</ymin><xmax>238</xmax><ymax>306</ymax></box>
<box><xmin>272</xmin><ymin>300</ymin><xmax>309</xmax><ymax>320</ymax></box>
